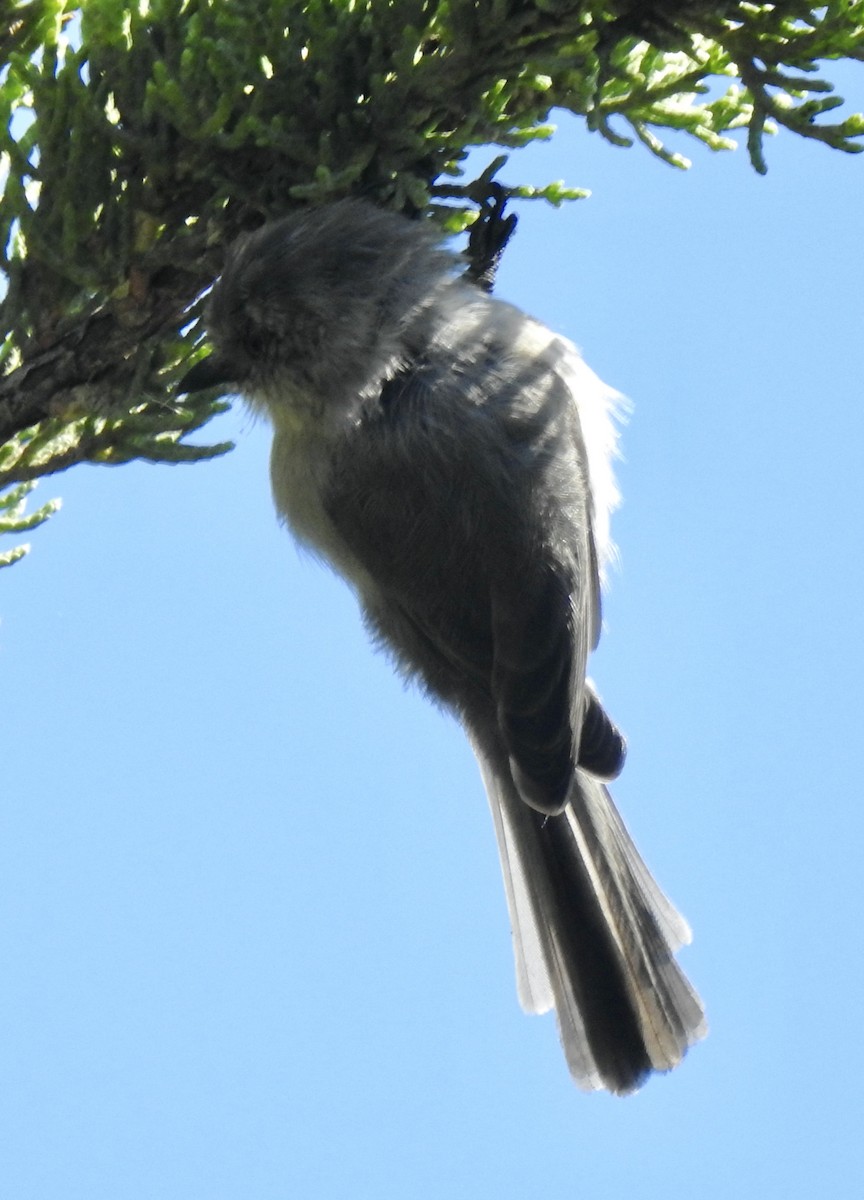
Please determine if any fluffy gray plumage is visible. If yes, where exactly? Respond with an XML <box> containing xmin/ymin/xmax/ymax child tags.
<box><xmin>180</xmin><ymin>200</ymin><xmax>706</xmax><ymax>1094</ymax></box>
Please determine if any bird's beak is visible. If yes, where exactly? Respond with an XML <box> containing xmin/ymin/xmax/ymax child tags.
<box><xmin>177</xmin><ymin>353</ymin><xmax>239</xmax><ymax>394</ymax></box>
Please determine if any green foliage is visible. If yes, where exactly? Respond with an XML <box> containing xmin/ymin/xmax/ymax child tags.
<box><xmin>0</xmin><ymin>478</ymin><xmax>60</xmax><ymax>566</ymax></box>
<box><xmin>0</xmin><ymin>0</ymin><xmax>862</xmax><ymax>560</ymax></box>
<box><xmin>0</xmin><ymin>397</ymin><xmax>233</xmax><ymax>484</ymax></box>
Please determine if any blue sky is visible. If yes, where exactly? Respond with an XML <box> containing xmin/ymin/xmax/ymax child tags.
<box><xmin>2</xmin><ymin>72</ymin><xmax>863</xmax><ymax>1200</ymax></box>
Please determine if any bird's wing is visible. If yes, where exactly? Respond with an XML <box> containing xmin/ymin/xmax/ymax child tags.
<box><xmin>324</xmin><ymin>314</ymin><xmax>612</xmax><ymax>813</ymax></box>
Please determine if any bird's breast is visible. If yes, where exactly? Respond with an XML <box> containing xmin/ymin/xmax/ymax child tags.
<box><xmin>268</xmin><ymin>419</ymin><xmax>377</xmax><ymax>595</ymax></box>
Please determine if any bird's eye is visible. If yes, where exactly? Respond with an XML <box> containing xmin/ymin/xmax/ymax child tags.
<box><xmin>244</xmin><ymin>327</ymin><xmax>268</xmax><ymax>357</ymax></box>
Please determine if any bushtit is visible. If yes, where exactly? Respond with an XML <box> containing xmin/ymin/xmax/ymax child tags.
<box><xmin>180</xmin><ymin>200</ymin><xmax>705</xmax><ymax>1094</ymax></box>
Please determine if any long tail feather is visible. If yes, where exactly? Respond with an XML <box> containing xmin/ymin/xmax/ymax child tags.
<box><xmin>479</xmin><ymin>755</ymin><xmax>706</xmax><ymax>1094</ymax></box>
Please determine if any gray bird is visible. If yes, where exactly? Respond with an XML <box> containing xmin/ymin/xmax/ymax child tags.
<box><xmin>180</xmin><ymin>200</ymin><xmax>706</xmax><ymax>1094</ymax></box>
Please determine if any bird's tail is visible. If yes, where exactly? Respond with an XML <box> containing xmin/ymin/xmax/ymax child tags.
<box><xmin>478</xmin><ymin>756</ymin><xmax>707</xmax><ymax>1094</ymax></box>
